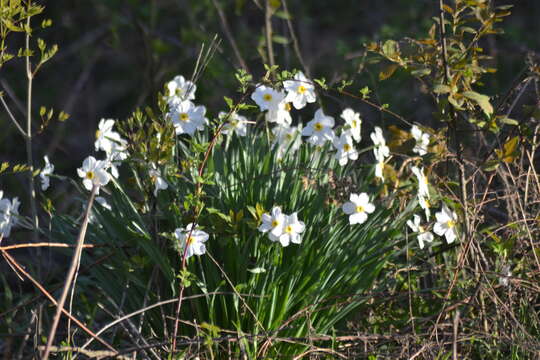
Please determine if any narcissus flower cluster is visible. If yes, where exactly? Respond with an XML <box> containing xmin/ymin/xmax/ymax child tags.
<box><xmin>258</xmin><ymin>206</ymin><xmax>305</xmax><ymax>247</ymax></box>
<box><xmin>175</xmin><ymin>223</ymin><xmax>209</xmax><ymax>259</ymax></box>
<box><xmin>370</xmin><ymin>127</ymin><xmax>389</xmax><ymax>180</ymax></box>
<box><xmin>0</xmin><ymin>68</ymin><xmax>463</xmax><ymax>268</ymax></box>
<box><xmin>251</xmin><ymin>72</ymin><xmax>365</xmax><ymax>167</ymax></box>
<box><xmin>165</xmin><ymin>75</ymin><xmax>208</xmax><ymax>136</ymax></box>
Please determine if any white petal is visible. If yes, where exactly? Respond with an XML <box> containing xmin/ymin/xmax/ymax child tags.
<box><xmin>350</xmin><ymin>212</ymin><xmax>367</xmax><ymax>225</ymax></box>
<box><xmin>83</xmin><ymin>179</ymin><xmax>93</xmax><ymax>191</ymax></box>
<box><xmin>290</xmin><ymin>233</ymin><xmax>302</xmax><ymax>244</ymax></box>
<box><xmin>364</xmin><ymin>203</ymin><xmax>375</xmax><ymax>214</ymax></box>
<box><xmin>433</xmin><ymin>222</ymin><xmax>447</xmax><ymax>236</ymax></box>
<box><xmin>279</xmin><ymin>234</ymin><xmax>290</xmax><ymax>247</ymax></box>
<box><xmin>421</xmin><ymin>232</ymin><xmax>434</xmax><ymax>243</ymax></box>
<box><xmin>407</xmin><ymin>219</ymin><xmax>417</xmax><ymax>232</ymax></box>
<box><xmin>445</xmin><ymin>229</ymin><xmax>457</xmax><ymax>243</ymax></box>
<box><xmin>349</xmin><ymin>193</ymin><xmax>360</xmax><ymax>204</ymax></box>
<box><xmin>292</xmin><ymin>220</ymin><xmax>305</xmax><ymax>234</ymax></box>
<box><xmin>357</xmin><ymin>193</ymin><xmax>369</xmax><ymax>206</ymax></box>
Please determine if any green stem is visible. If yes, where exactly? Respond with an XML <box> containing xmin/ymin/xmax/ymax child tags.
<box><xmin>25</xmin><ymin>15</ymin><xmax>39</xmax><ymax>244</ymax></box>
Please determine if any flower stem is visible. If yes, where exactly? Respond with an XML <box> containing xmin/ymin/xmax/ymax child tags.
<box><xmin>25</xmin><ymin>14</ymin><xmax>39</xmax><ymax>247</ymax></box>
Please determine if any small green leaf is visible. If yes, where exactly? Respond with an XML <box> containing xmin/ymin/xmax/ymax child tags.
<box><xmin>379</xmin><ymin>64</ymin><xmax>399</xmax><ymax>80</ymax></box>
<box><xmin>37</xmin><ymin>38</ymin><xmax>46</xmax><ymax>51</ymax></box>
<box><xmin>359</xmin><ymin>86</ymin><xmax>371</xmax><ymax>99</ymax></box>
<box><xmin>0</xmin><ymin>162</ymin><xmax>9</xmax><ymax>174</ymax></box>
<box><xmin>448</xmin><ymin>95</ymin><xmax>464</xmax><ymax>110</ymax></box>
<box><xmin>382</xmin><ymin>40</ymin><xmax>399</xmax><ymax>59</ymax></box>
<box><xmin>314</xmin><ymin>78</ymin><xmax>327</xmax><ymax>90</ymax></box>
<box><xmin>482</xmin><ymin>159</ymin><xmax>499</xmax><ymax>172</ymax></box>
<box><xmin>272</xmin><ymin>35</ymin><xmax>289</xmax><ymax>45</ymax></box>
<box><xmin>495</xmin><ymin>136</ymin><xmax>519</xmax><ymax>163</ymax></box>
<box><xmin>433</xmin><ymin>84</ymin><xmax>452</xmax><ymax>94</ymax></box>
<box><xmin>58</xmin><ymin>111</ymin><xmax>70</xmax><ymax>122</ymax></box>
<box><xmin>269</xmin><ymin>0</ymin><xmax>281</xmax><ymax>10</ymax></box>
<box><xmin>41</xmin><ymin>19</ymin><xmax>53</xmax><ymax>28</ymax></box>
<box><xmin>274</xmin><ymin>10</ymin><xmax>291</xmax><ymax>20</ymax></box>
<box><xmin>462</xmin><ymin>91</ymin><xmax>493</xmax><ymax>116</ymax></box>
<box><xmin>410</xmin><ymin>67</ymin><xmax>431</xmax><ymax>77</ymax></box>
<box><xmin>223</xmin><ymin>96</ymin><xmax>234</xmax><ymax>110</ymax></box>
<box><xmin>2</xmin><ymin>19</ymin><xmax>23</xmax><ymax>32</ymax></box>
<box><xmin>500</xmin><ymin>117</ymin><xmax>518</xmax><ymax>126</ymax></box>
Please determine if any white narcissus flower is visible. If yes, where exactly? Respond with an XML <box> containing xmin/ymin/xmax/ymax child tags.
<box><xmin>167</xmin><ymin>75</ymin><xmax>196</xmax><ymax>104</ymax></box>
<box><xmin>301</xmin><ymin>109</ymin><xmax>335</xmax><ymax>146</ymax></box>
<box><xmin>370</xmin><ymin>126</ymin><xmax>390</xmax><ymax>158</ymax></box>
<box><xmin>95</xmin><ymin>119</ymin><xmax>129</xmax><ymax>179</ymax></box>
<box><xmin>170</xmin><ymin>100</ymin><xmax>208</xmax><ymax>136</ymax></box>
<box><xmin>433</xmin><ymin>203</ymin><xmax>458</xmax><ymax>243</ymax></box>
<box><xmin>0</xmin><ymin>194</ymin><xmax>20</xmax><ymax>239</ymax></box>
<box><xmin>407</xmin><ymin>214</ymin><xmax>434</xmax><ymax>249</ymax></box>
<box><xmin>272</xmin><ymin>124</ymin><xmax>302</xmax><ymax>159</ymax></box>
<box><xmin>283</xmin><ymin>71</ymin><xmax>316</xmax><ymax>110</ymax></box>
<box><xmin>77</xmin><ymin>156</ymin><xmax>111</xmax><ymax>194</ymax></box>
<box><xmin>174</xmin><ymin>223</ymin><xmax>209</xmax><ymax>259</ymax></box>
<box><xmin>103</xmin><ymin>132</ymin><xmax>128</xmax><ymax>160</ymax></box>
<box><xmin>340</xmin><ymin>108</ymin><xmax>362</xmax><ymax>142</ymax></box>
<box><xmin>258</xmin><ymin>206</ymin><xmax>286</xmax><ymax>242</ymax></box>
<box><xmin>411</xmin><ymin>125</ymin><xmax>430</xmax><ymax>156</ymax></box>
<box><xmin>105</xmin><ymin>132</ymin><xmax>129</xmax><ymax>179</ymax></box>
<box><xmin>251</xmin><ymin>85</ymin><xmax>285</xmax><ymax>112</ymax></box>
<box><xmin>95</xmin><ymin>119</ymin><xmax>118</xmax><ymax>154</ymax></box>
<box><xmin>411</xmin><ymin>166</ymin><xmax>429</xmax><ymax>199</ymax></box>
<box><xmin>342</xmin><ymin>193</ymin><xmax>375</xmax><ymax>225</ymax></box>
<box><xmin>278</xmin><ymin>213</ymin><xmax>305</xmax><ymax>247</ymax></box>
<box><xmin>374</xmin><ymin>147</ymin><xmax>386</xmax><ymax>181</ymax></box>
<box><xmin>418</xmin><ymin>195</ymin><xmax>431</xmax><ymax>220</ymax></box>
<box><xmin>40</xmin><ymin>156</ymin><xmax>54</xmax><ymax>191</ymax></box>
<box><xmin>219</xmin><ymin>111</ymin><xmax>248</xmax><ymax>137</ymax></box>
<box><xmin>333</xmin><ymin>133</ymin><xmax>358</xmax><ymax>166</ymax></box>
<box><xmin>266</xmin><ymin>100</ymin><xmax>293</xmax><ymax>126</ymax></box>
<box><xmin>149</xmin><ymin>163</ymin><xmax>168</xmax><ymax>196</ymax></box>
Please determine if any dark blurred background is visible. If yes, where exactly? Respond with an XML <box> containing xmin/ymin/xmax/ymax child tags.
<box><xmin>0</xmin><ymin>0</ymin><xmax>539</xmax><ymax>210</ymax></box>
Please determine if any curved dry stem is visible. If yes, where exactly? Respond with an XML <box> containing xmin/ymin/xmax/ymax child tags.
<box><xmin>42</xmin><ymin>186</ymin><xmax>98</xmax><ymax>360</ymax></box>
